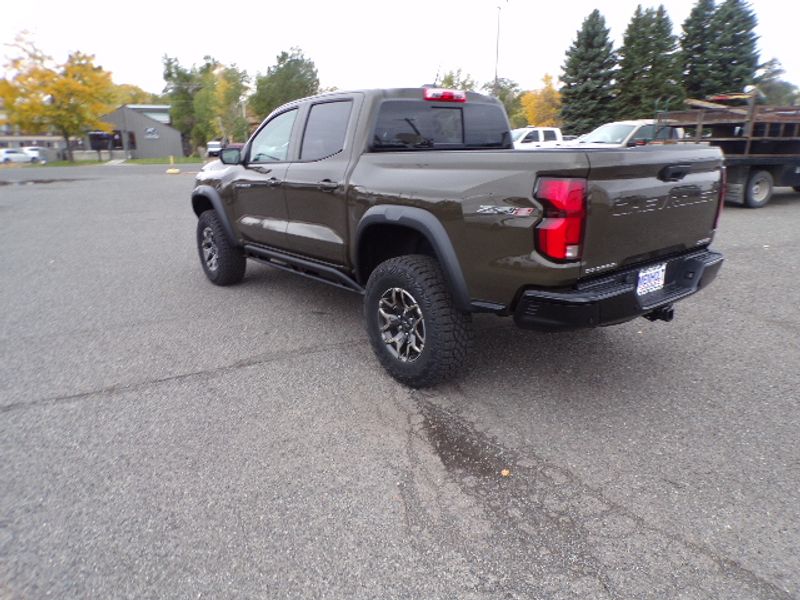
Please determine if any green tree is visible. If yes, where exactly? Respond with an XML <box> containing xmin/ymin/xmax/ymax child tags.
<box><xmin>191</xmin><ymin>60</ymin><xmax>219</xmax><ymax>151</ymax></box>
<box><xmin>0</xmin><ymin>39</ymin><xmax>116</xmax><ymax>161</ymax></box>
<box><xmin>438</xmin><ymin>69</ymin><xmax>477</xmax><ymax>92</ymax></box>
<box><xmin>162</xmin><ymin>56</ymin><xmax>250</xmax><ymax>154</ymax></box>
<box><xmin>162</xmin><ymin>56</ymin><xmax>200</xmax><ymax>154</ymax></box>
<box><xmin>483</xmin><ymin>78</ymin><xmax>525</xmax><ymax>127</ymax></box>
<box><xmin>250</xmin><ymin>48</ymin><xmax>319</xmax><ymax>120</ymax></box>
<box><xmin>680</xmin><ymin>0</ymin><xmax>717</xmax><ymax>99</ymax></box>
<box><xmin>756</xmin><ymin>59</ymin><xmax>800</xmax><ymax>106</ymax></box>
<box><xmin>615</xmin><ymin>5</ymin><xmax>683</xmax><ymax>119</ymax></box>
<box><xmin>706</xmin><ymin>0</ymin><xmax>759</xmax><ymax>94</ymax></box>
<box><xmin>559</xmin><ymin>9</ymin><xmax>617</xmax><ymax>135</ymax></box>
<box><xmin>520</xmin><ymin>75</ymin><xmax>561</xmax><ymax>126</ymax></box>
<box><xmin>216</xmin><ymin>65</ymin><xmax>250</xmax><ymax>142</ymax></box>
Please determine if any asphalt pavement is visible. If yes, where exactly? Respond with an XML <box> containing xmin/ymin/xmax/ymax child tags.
<box><xmin>1</xmin><ymin>164</ymin><xmax>798</xmax><ymax>599</ymax></box>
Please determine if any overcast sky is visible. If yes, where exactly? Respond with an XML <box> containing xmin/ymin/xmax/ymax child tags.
<box><xmin>2</xmin><ymin>0</ymin><xmax>797</xmax><ymax>96</ymax></box>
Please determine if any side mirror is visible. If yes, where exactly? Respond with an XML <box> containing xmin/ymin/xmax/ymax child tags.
<box><xmin>220</xmin><ymin>147</ymin><xmax>242</xmax><ymax>165</ymax></box>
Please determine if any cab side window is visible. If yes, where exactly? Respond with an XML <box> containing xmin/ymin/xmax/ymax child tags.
<box><xmin>250</xmin><ymin>109</ymin><xmax>298</xmax><ymax>163</ymax></box>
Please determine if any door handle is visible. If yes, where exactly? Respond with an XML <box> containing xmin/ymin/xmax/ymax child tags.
<box><xmin>658</xmin><ymin>164</ymin><xmax>691</xmax><ymax>182</ymax></box>
<box><xmin>318</xmin><ymin>179</ymin><xmax>339</xmax><ymax>192</ymax></box>
<box><xmin>266</xmin><ymin>177</ymin><xmax>282</xmax><ymax>187</ymax></box>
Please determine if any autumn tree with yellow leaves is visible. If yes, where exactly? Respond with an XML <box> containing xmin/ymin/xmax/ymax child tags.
<box><xmin>520</xmin><ymin>75</ymin><xmax>562</xmax><ymax>127</ymax></box>
<box><xmin>0</xmin><ymin>38</ymin><xmax>117</xmax><ymax>161</ymax></box>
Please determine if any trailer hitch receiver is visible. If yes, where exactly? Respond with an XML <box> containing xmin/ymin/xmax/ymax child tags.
<box><xmin>644</xmin><ymin>305</ymin><xmax>675</xmax><ymax>323</ymax></box>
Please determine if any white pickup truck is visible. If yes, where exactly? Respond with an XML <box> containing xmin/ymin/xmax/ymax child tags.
<box><xmin>512</xmin><ymin>126</ymin><xmax>564</xmax><ymax>149</ymax></box>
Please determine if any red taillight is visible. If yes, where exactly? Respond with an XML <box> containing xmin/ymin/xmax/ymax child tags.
<box><xmin>714</xmin><ymin>166</ymin><xmax>725</xmax><ymax>229</ymax></box>
<box><xmin>534</xmin><ymin>177</ymin><xmax>587</xmax><ymax>261</ymax></box>
<box><xmin>423</xmin><ymin>88</ymin><xmax>467</xmax><ymax>102</ymax></box>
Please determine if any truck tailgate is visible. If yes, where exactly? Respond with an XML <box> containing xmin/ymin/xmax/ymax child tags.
<box><xmin>581</xmin><ymin>145</ymin><xmax>723</xmax><ymax>276</ymax></box>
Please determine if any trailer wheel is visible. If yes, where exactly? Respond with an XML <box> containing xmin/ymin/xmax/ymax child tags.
<box><xmin>745</xmin><ymin>170</ymin><xmax>773</xmax><ymax>208</ymax></box>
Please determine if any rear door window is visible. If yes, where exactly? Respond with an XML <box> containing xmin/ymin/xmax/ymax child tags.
<box><xmin>300</xmin><ymin>100</ymin><xmax>353</xmax><ymax>161</ymax></box>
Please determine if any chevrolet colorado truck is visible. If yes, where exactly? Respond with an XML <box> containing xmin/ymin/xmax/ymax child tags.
<box><xmin>191</xmin><ymin>88</ymin><xmax>724</xmax><ymax>387</ymax></box>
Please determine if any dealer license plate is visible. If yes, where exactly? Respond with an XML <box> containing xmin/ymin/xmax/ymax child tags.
<box><xmin>636</xmin><ymin>263</ymin><xmax>667</xmax><ymax>296</ymax></box>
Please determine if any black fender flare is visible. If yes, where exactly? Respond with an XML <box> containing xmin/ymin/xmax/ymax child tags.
<box><xmin>191</xmin><ymin>185</ymin><xmax>240</xmax><ymax>246</ymax></box>
<box><xmin>355</xmin><ymin>205</ymin><xmax>471</xmax><ymax>312</ymax></box>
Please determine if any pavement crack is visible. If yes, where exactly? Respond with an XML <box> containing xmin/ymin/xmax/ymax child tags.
<box><xmin>0</xmin><ymin>339</ymin><xmax>362</xmax><ymax>414</ymax></box>
<box><xmin>410</xmin><ymin>391</ymin><xmax>793</xmax><ymax>599</ymax></box>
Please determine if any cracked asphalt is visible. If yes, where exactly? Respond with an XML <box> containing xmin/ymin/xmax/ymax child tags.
<box><xmin>1</xmin><ymin>165</ymin><xmax>798</xmax><ymax>599</ymax></box>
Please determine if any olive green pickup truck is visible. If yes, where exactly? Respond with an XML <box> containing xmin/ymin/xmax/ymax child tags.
<box><xmin>191</xmin><ymin>88</ymin><xmax>724</xmax><ymax>387</ymax></box>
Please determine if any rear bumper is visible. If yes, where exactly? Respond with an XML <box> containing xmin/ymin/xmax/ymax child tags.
<box><xmin>513</xmin><ymin>249</ymin><xmax>723</xmax><ymax>331</ymax></box>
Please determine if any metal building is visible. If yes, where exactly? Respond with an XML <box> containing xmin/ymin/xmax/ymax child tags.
<box><xmin>95</xmin><ymin>105</ymin><xmax>183</xmax><ymax>159</ymax></box>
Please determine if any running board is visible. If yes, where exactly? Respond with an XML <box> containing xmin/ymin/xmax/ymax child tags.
<box><xmin>243</xmin><ymin>244</ymin><xmax>365</xmax><ymax>294</ymax></box>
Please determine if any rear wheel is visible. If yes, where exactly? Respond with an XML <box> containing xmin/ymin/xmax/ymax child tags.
<box><xmin>745</xmin><ymin>170</ymin><xmax>774</xmax><ymax>208</ymax></box>
<box><xmin>196</xmin><ymin>210</ymin><xmax>246</xmax><ymax>285</ymax></box>
<box><xmin>364</xmin><ymin>255</ymin><xmax>473</xmax><ymax>388</ymax></box>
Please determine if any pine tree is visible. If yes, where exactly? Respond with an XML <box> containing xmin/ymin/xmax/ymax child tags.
<box><xmin>559</xmin><ymin>10</ymin><xmax>617</xmax><ymax>135</ymax></box>
<box><xmin>615</xmin><ymin>5</ymin><xmax>683</xmax><ymax>119</ymax></box>
<box><xmin>650</xmin><ymin>6</ymin><xmax>685</xmax><ymax>109</ymax></box>
<box><xmin>706</xmin><ymin>0</ymin><xmax>759</xmax><ymax>94</ymax></box>
<box><xmin>680</xmin><ymin>0</ymin><xmax>717</xmax><ymax>99</ymax></box>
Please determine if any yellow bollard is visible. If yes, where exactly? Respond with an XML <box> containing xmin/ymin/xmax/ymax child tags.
<box><xmin>166</xmin><ymin>155</ymin><xmax>180</xmax><ymax>174</ymax></box>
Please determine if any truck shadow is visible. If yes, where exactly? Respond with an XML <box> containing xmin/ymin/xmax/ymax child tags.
<box><xmin>238</xmin><ymin>262</ymin><xmax>675</xmax><ymax>405</ymax></box>
<box><xmin>456</xmin><ymin>313</ymin><xmax>682</xmax><ymax>411</ymax></box>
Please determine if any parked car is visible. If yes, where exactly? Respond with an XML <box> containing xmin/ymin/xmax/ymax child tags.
<box><xmin>21</xmin><ymin>146</ymin><xmax>49</xmax><ymax>163</ymax></box>
<box><xmin>190</xmin><ymin>87</ymin><xmax>724</xmax><ymax>387</ymax></box>
<box><xmin>0</xmin><ymin>148</ymin><xmax>33</xmax><ymax>164</ymax></box>
<box><xmin>206</xmin><ymin>141</ymin><xmax>223</xmax><ymax>158</ymax></box>
<box><xmin>512</xmin><ymin>126</ymin><xmax>563</xmax><ymax>149</ymax></box>
<box><xmin>570</xmin><ymin>119</ymin><xmax>684</xmax><ymax>148</ymax></box>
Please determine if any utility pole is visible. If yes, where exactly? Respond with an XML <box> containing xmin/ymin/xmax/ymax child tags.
<box><xmin>494</xmin><ymin>4</ymin><xmax>502</xmax><ymax>96</ymax></box>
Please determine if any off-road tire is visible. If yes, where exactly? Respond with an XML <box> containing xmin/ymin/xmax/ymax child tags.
<box><xmin>196</xmin><ymin>210</ymin><xmax>246</xmax><ymax>286</ymax></box>
<box><xmin>364</xmin><ymin>255</ymin><xmax>473</xmax><ymax>388</ymax></box>
<box><xmin>745</xmin><ymin>170</ymin><xmax>774</xmax><ymax>208</ymax></box>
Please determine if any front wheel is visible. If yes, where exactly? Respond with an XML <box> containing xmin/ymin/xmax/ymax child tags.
<box><xmin>745</xmin><ymin>170</ymin><xmax>774</xmax><ymax>208</ymax></box>
<box><xmin>196</xmin><ymin>210</ymin><xmax>246</xmax><ymax>285</ymax></box>
<box><xmin>364</xmin><ymin>255</ymin><xmax>473</xmax><ymax>388</ymax></box>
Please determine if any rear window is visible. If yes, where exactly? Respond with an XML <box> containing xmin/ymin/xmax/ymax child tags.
<box><xmin>371</xmin><ymin>100</ymin><xmax>510</xmax><ymax>151</ymax></box>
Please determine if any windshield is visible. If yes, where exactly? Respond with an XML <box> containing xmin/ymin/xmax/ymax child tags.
<box><xmin>582</xmin><ymin>123</ymin><xmax>636</xmax><ymax>144</ymax></box>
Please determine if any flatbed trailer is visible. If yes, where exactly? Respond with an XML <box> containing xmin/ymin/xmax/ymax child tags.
<box><xmin>659</xmin><ymin>102</ymin><xmax>800</xmax><ymax>207</ymax></box>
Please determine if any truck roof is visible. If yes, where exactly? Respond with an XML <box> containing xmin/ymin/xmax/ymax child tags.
<box><xmin>272</xmin><ymin>87</ymin><xmax>505</xmax><ymax>113</ymax></box>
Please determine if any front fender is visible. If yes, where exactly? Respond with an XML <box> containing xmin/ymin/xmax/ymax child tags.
<box><xmin>191</xmin><ymin>185</ymin><xmax>240</xmax><ymax>247</ymax></box>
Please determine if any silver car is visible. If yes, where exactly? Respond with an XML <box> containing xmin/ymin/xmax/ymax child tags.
<box><xmin>0</xmin><ymin>148</ymin><xmax>33</xmax><ymax>164</ymax></box>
